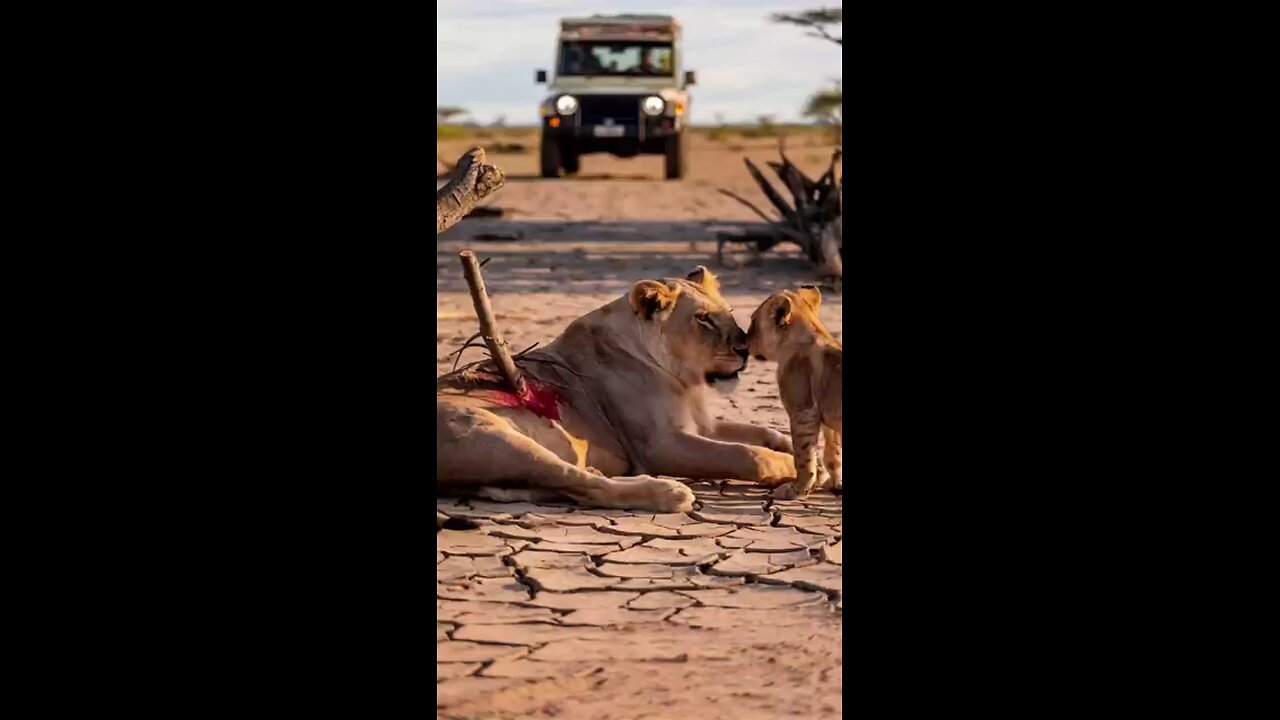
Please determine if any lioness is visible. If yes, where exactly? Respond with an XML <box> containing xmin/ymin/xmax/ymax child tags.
<box><xmin>747</xmin><ymin>285</ymin><xmax>842</xmax><ymax>499</ymax></box>
<box><xmin>437</xmin><ymin>266</ymin><xmax>796</xmax><ymax>512</ymax></box>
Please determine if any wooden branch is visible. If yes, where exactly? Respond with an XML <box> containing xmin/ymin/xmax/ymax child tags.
<box><xmin>778</xmin><ymin>162</ymin><xmax>821</xmax><ymax>260</ymax></box>
<box><xmin>437</xmin><ymin>147</ymin><xmax>506</xmax><ymax>235</ymax></box>
<box><xmin>766</xmin><ymin>161</ymin><xmax>808</xmax><ymax>213</ymax></box>
<box><xmin>726</xmin><ymin>144</ymin><xmax>842</xmax><ymax>266</ymax></box>
<box><xmin>717</xmin><ymin>188</ymin><xmax>778</xmax><ymax>224</ymax></box>
<box><xmin>458</xmin><ymin>251</ymin><xmax>525</xmax><ymax>396</ymax></box>
<box><xmin>814</xmin><ymin>148</ymin><xmax>843</xmax><ymax>220</ymax></box>
<box><xmin>777</xmin><ymin>142</ymin><xmax>821</xmax><ymax>196</ymax></box>
<box><xmin>743</xmin><ymin>158</ymin><xmax>797</xmax><ymax>225</ymax></box>
<box><xmin>781</xmin><ymin>162</ymin><xmax>812</xmax><ymax>216</ymax></box>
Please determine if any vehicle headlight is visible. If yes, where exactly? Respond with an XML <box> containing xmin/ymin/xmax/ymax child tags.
<box><xmin>641</xmin><ymin>96</ymin><xmax>665</xmax><ymax>116</ymax></box>
<box><xmin>555</xmin><ymin>95</ymin><xmax>578</xmax><ymax>115</ymax></box>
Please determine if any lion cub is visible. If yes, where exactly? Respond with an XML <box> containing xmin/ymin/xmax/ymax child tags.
<box><xmin>747</xmin><ymin>285</ymin><xmax>842</xmax><ymax>499</ymax></box>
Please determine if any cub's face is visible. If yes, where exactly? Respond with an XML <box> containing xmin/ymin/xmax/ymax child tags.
<box><xmin>747</xmin><ymin>285</ymin><xmax>823</xmax><ymax>361</ymax></box>
<box><xmin>629</xmin><ymin>266</ymin><xmax>749</xmax><ymax>386</ymax></box>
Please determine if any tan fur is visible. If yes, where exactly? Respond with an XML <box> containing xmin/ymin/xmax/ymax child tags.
<box><xmin>747</xmin><ymin>285</ymin><xmax>842</xmax><ymax>499</ymax></box>
<box><xmin>437</xmin><ymin>266</ymin><xmax>797</xmax><ymax>512</ymax></box>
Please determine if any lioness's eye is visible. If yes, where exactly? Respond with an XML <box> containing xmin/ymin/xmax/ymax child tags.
<box><xmin>695</xmin><ymin>313</ymin><xmax>715</xmax><ymax>328</ymax></box>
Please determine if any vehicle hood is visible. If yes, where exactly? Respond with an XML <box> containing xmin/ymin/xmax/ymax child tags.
<box><xmin>549</xmin><ymin>76</ymin><xmax>681</xmax><ymax>95</ymax></box>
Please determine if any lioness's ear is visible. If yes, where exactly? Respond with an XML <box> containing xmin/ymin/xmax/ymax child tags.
<box><xmin>686</xmin><ymin>265</ymin><xmax>720</xmax><ymax>293</ymax></box>
<box><xmin>796</xmin><ymin>285</ymin><xmax>822</xmax><ymax>310</ymax></box>
<box><xmin>630</xmin><ymin>280</ymin><xmax>680</xmax><ymax>320</ymax></box>
<box><xmin>773</xmin><ymin>296</ymin><xmax>794</xmax><ymax>326</ymax></box>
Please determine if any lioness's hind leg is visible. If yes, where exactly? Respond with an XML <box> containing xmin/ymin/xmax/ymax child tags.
<box><xmin>445</xmin><ymin>421</ymin><xmax>694</xmax><ymax>512</ymax></box>
<box><xmin>822</xmin><ymin>426</ymin><xmax>842</xmax><ymax>492</ymax></box>
<box><xmin>473</xmin><ymin>487</ymin><xmax>568</xmax><ymax>504</ymax></box>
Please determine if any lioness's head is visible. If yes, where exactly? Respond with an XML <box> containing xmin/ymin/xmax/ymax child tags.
<box><xmin>747</xmin><ymin>285</ymin><xmax>823</xmax><ymax>361</ymax></box>
<box><xmin>628</xmin><ymin>266</ymin><xmax>749</xmax><ymax>386</ymax></box>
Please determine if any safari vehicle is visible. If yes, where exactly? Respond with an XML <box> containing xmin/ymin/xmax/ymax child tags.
<box><xmin>535</xmin><ymin>14</ymin><xmax>696</xmax><ymax>180</ymax></box>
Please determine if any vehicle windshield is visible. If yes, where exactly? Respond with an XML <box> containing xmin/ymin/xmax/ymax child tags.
<box><xmin>557</xmin><ymin>41</ymin><xmax>673</xmax><ymax>77</ymax></box>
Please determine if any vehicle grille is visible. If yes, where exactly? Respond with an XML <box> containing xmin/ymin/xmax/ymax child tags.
<box><xmin>578</xmin><ymin>95</ymin><xmax>640</xmax><ymax>126</ymax></box>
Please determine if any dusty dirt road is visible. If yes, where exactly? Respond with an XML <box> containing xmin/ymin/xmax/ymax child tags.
<box><xmin>437</xmin><ymin>133</ymin><xmax>843</xmax><ymax>720</ymax></box>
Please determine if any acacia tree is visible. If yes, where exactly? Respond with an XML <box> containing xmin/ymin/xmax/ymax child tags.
<box><xmin>436</xmin><ymin>106</ymin><xmax>468</xmax><ymax>124</ymax></box>
<box><xmin>803</xmin><ymin>82</ymin><xmax>842</xmax><ymax>145</ymax></box>
<box><xmin>770</xmin><ymin>8</ymin><xmax>842</xmax><ymax>45</ymax></box>
<box><xmin>773</xmin><ymin>8</ymin><xmax>842</xmax><ymax>146</ymax></box>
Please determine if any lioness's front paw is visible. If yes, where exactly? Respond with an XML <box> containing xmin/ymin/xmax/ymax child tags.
<box><xmin>646</xmin><ymin>478</ymin><xmax>696</xmax><ymax>513</ymax></box>
<box><xmin>754</xmin><ymin>450</ymin><xmax>797</xmax><ymax>487</ymax></box>
<box><xmin>765</xmin><ymin>430</ymin><xmax>794</xmax><ymax>454</ymax></box>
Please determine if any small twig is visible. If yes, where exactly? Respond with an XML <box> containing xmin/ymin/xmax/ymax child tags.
<box><xmin>448</xmin><ymin>332</ymin><xmax>488</xmax><ymax>372</ymax></box>
<box><xmin>805</xmin><ymin>27</ymin><xmax>843</xmax><ymax>45</ymax></box>
<box><xmin>449</xmin><ymin>343</ymin><xmax>490</xmax><ymax>362</ymax></box>
<box><xmin>518</xmin><ymin>353</ymin><xmax>589</xmax><ymax>378</ymax></box>
<box><xmin>446</xmin><ymin>333</ymin><xmax>483</xmax><ymax>357</ymax></box>
<box><xmin>512</xmin><ymin>342</ymin><xmax>540</xmax><ymax>359</ymax></box>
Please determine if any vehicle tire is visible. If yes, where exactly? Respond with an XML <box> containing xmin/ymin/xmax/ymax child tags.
<box><xmin>664</xmin><ymin>132</ymin><xmax>686</xmax><ymax>180</ymax></box>
<box><xmin>540</xmin><ymin>131</ymin><xmax>562</xmax><ymax>178</ymax></box>
<box><xmin>560</xmin><ymin>144</ymin><xmax>580</xmax><ymax>175</ymax></box>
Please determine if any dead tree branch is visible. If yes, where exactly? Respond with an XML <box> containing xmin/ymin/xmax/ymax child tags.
<box><xmin>717</xmin><ymin>146</ymin><xmax>842</xmax><ymax>282</ymax></box>
<box><xmin>717</xmin><ymin>188</ymin><xmax>778</xmax><ymax>224</ymax></box>
<box><xmin>743</xmin><ymin>158</ymin><xmax>799</xmax><ymax>227</ymax></box>
<box><xmin>458</xmin><ymin>250</ymin><xmax>525</xmax><ymax>395</ymax></box>
<box><xmin>437</xmin><ymin>147</ymin><xmax>506</xmax><ymax>235</ymax></box>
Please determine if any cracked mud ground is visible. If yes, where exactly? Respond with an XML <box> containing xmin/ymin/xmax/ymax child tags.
<box><xmin>437</xmin><ymin>484</ymin><xmax>841</xmax><ymax>720</ymax></box>
<box><xmin>438</xmin><ymin>223</ymin><xmax>842</xmax><ymax>719</ymax></box>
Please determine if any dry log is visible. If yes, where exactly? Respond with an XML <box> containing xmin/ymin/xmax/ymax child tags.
<box><xmin>719</xmin><ymin>145</ymin><xmax>842</xmax><ymax>282</ymax></box>
<box><xmin>717</xmin><ymin>188</ymin><xmax>778</xmax><ymax>224</ymax></box>
<box><xmin>458</xmin><ymin>250</ymin><xmax>525</xmax><ymax>396</ymax></box>
<box><xmin>743</xmin><ymin>158</ymin><xmax>798</xmax><ymax>227</ymax></box>
<box><xmin>437</xmin><ymin>147</ymin><xmax>506</xmax><ymax>235</ymax></box>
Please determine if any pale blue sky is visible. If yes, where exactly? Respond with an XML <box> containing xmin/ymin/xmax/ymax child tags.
<box><xmin>436</xmin><ymin>0</ymin><xmax>842</xmax><ymax>125</ymax></box>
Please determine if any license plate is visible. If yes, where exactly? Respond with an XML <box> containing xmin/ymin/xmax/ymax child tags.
<box><xmin>592</xmin><ymin>125</ymin><xmax>625</xmax><ymax>137</ymax></box>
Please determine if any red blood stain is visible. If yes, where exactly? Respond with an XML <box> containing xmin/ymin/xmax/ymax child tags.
<box><xmin>482</xmin><ymin>378</ymin><xmax>562</xmax><ymax>421</ymax></box>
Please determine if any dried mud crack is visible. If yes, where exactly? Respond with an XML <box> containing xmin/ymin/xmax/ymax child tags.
<box><xmin>437</xmin><ymin>481</ymin><xmax>842</xmax><ymax>719</ymax></box>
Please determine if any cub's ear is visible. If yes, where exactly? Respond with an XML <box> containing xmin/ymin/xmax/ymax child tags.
<box><xmin>630</xmin><ymin>280</ymin><xmax>681</xmax><ymax>320</ymax></box>
<box><xmin>796</xmin><ymin>285</ymin><xmax>822</xmax><ymax>310</ymax></box>
<box><xmin>686</xmin><ymin>265</ymin><xmax>720</xmax><ymax>293</ymax></box>
<box><xmin>773</xmin><ymin>296</ymin><xmax>794</xmax><ymax>326</ymax></box>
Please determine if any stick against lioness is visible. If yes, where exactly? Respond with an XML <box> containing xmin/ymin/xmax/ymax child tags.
<box><xmin>458</xmin><ymin>250</ymin><xmax>525</xmax><ymax>396</ymax></box>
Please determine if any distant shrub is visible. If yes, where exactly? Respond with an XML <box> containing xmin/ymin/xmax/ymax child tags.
<box><xmin>707</xmin><ymin>125</ymin><xmax>732</xmax><ymax>142</ymax></box>
<box><xmin>436</xmin><ymin>125</ymin><xmax>470</xmax><ymax>140</ymax></box>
